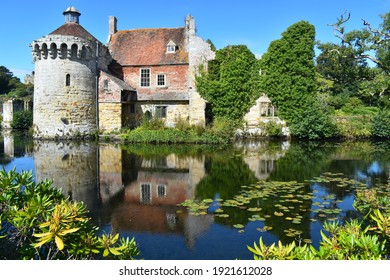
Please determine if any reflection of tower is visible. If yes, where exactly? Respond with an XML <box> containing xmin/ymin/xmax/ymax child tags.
<box><xmin>33</xmin><ymin>141</ymin><xmax>98</xmax><ymax>210</ymax></box>
<box><xmin>3</xmin><ymin>131</ymin><xmax>14</xmax><ymax>157</ymax></box>
<box><xmin>30</xmin><ymin>7</ymin><xmax>111</xmax><ymax>138</ymax></box>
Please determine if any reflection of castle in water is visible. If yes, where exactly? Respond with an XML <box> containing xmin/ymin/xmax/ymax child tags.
<box><xmin>2</xmin><ymin>135</ymin><xmax>289</xmax><ymax>248</ymax></box>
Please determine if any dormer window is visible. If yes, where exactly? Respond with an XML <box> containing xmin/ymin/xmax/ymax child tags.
<box><xmin>166</xmin><ymin>40</ymin><xmax>177</xmax><ymax>53</ymax></box>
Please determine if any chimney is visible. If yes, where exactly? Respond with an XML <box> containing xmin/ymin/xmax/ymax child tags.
<box><xmin>185</xmin><ymin>15</ymin><xmax>195</xmax><ymax>37</ymax></box>
<box><xmin>109</xmin><ymin>16</ymin><xmax>117</xmax><ymax>35</ymax></box>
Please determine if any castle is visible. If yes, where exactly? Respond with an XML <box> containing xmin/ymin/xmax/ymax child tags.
<box><xmin>30</xmin><ymin>7</ymin><xmax>215</xmax><ymax>139</ymax></box>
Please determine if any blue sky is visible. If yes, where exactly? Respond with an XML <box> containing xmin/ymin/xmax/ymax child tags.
<box><xmin>1</xmin><ymin>0</ymin><xmax>389</xmax><ymax>81</ymax></box>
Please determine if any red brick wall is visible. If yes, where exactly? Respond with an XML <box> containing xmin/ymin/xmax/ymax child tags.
<box><xmin>122</xmin><ymin>64</ymin><xmax>189</xmax><ymax>95</ymax></box>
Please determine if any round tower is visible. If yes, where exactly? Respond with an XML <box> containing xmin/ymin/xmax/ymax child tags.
<box><xmin>31</xmin><ymin>7</ymin><xmax>110</xmax><ymax>139</ymax></box>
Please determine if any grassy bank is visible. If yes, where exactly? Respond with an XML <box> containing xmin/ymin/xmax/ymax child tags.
<box><xmin>121</xmin><ymin>117</ymin><xmax>235</xmax><ymax>145</ymax></box>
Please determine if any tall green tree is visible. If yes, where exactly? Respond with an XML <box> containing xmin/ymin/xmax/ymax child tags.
<box><xmin>196</xmin><ymin>45</ymin><xmax>260</xmax><ymax>121</ymax></box>
<box><xmin>260</xmin><ymin>21</ymin><xmax>338</xmax><ymax>139</ymax></box>
<box><xmin>259</xmin><ymin>21</ymin><xmax>317</xmax><ymax>123</ymax></box>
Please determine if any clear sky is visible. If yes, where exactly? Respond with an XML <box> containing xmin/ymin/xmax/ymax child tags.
<box><xmin>1</xmin><ymin>0</ymin><xmax>389</xmax><ymax>81</ymax></box>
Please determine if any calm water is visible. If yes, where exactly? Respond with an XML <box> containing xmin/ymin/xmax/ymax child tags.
<box><xmin>1</xmin><ymin>133</ymin><xmax>389</xmax><ymax>260</ymax></box>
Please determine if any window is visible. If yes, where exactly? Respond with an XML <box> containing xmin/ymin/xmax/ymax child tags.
<box><xmin>166</xmin><ymin>45</ymin><xmax>176</xmax><ymax>53</ymax></box>
<box><xmin>157</xmin><ymin>74</ymin><xmax>166</xmax><ymax>87</ymax></box>
<box><xmin>140</xmin><ymin>183</ymin><xmax>151</xmax><ymax>204</ymax></box>
<box><xmin>66</xmin><ymin>74</ymin><xmax>70</xmax><ymax>86</ymax></box>
<box><xmin>155</xmin><ymin>106</ymin><xmax>167</xmax><ymax>118</ymax></box>
<box><xmin>103</xmin><ymin>79</ymin><xmax>109</xmax><ymax>90</ymax></box>
<box><xmin>140</xmin><ymin>68</ymin><xmax>150</xmax><ymax>87</ymax></box>
<box><xmin>157</xmin><ymin>184</ymin><xmax>166</xmax><ymax>198</ymax></box>
<box><xmin>166</xmin><ymin>40</ymin><xmax>177</xmax><ymax>53</ymax></box>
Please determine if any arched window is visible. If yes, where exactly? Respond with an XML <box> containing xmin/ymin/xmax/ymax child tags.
<box><xmin>41</xmin><ymin>43</ymin><xmax>48</xmax><ymax>59</ymax></box>
<box><xmin>66</xmin><ymin>74</ymin><xmax>70</xmax><ymax>86</ymax></box>
<box><xmin>50</xmin><ymin>43</ymin><xmax>57</xmax><ymax>59</ymax></box>
<box><xmin>33</xmin><ymin>44</ymin><xmax>41</xmax><ymax>60</ymax></box>
<box><xmin>71</xmin><ymin>44</ymin><xmax>78</xmax><ymax>59</ymax></box>
<box><xmin>60</xmin><ymin>43</ymin><xmax>68</xmax><ymax>59</ymax></box>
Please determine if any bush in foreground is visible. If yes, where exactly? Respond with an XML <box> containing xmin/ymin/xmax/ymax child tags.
<box><xmin>0</xmin><ymin>169</ymin><xmax>139</xmax><ymax>260</ymax></box>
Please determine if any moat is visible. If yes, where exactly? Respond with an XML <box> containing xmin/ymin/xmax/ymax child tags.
<box><xmin>1</xmin><ymin>133</ymin><xmax>389</xmax><ymax>260</ymax></box>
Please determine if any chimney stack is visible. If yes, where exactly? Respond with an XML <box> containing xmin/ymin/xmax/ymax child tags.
<box><xmin>109</xmin><ymin>16</ymin><xmax>117</xmax><ymax>35</ymax></box>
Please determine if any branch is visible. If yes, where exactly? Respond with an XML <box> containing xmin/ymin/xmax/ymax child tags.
<box><xmin>327</xmin><ymin>11</ymin><xmax>351</xmax><ymax>44</ymax></box>
<box><xmin>362</xmin><ymin>18</ymin><xmax>390</xmax><ymax>44</ymax></box>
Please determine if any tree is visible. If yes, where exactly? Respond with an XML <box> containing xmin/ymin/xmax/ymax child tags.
<box><xmin>316</xmin><ymin>42</ymin><xmax>371</xmax><ymax>96</ymax></box>
<box><xmin>196</xmin><ymin>45</ymin><xmax>261</xmax><ymax>121</ymax></box>
<box><xmin>260</xmin><ymin>21</ymin><xmax>338</xmax><ymax>139</ymax></box>
<box><xmin>260</xmin><ymin>21</ymin><xmax>317</xmax><ymax>123</ymax></box>
<box><xmin>329</xmin><ymin>12</ymin><xmax>390</xmax><ymax>73</ymax></box>
<box><xmin>0</xmin><ymin>66</ymin><xmax>15</xmax><ymax>94</ymax></box>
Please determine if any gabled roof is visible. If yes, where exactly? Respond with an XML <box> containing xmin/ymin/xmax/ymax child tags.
<box><xmin>49</xmin><ymin>22</ymin><xmax>99</xmax><ymax>44</ymax></box>
<box><xmin>109</xmin><ymin>28</ymin><xmax>188</xmax><ymax>66</ymax></box>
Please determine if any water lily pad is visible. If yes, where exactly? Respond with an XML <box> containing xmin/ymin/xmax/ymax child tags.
<box><xmin>303</xmin><ymin>239</ymin><xmax>312</xmax><ymax>244</ymax></box>
<box><xmin>274</xmin><ymin>211</ymin><xmax>284</xmax><ymax>217</ymax></box>
<box><xmin>247</xmin><ymin>207</ymin><xmax>262</xmax><ymax>212</ymax></box>
<box><xmin>233</xmin><ymin>224</ymin><xmax>244</xmax><ymax>229</ymax></box>
<box><xmin>216</xmin><ymin>214</ymin><xmax>229</xmax><ymax>218</ymax></box>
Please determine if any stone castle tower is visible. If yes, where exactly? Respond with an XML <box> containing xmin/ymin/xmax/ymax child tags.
<box><xmin>31</xmin><ymin>7</ymin><xmax>111</xmax><ymax>139</ymax></box>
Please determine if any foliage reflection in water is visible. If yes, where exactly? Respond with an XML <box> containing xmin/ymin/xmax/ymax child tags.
<box><xmin>1</xmin><ymin>134</ymin><xmax>389</xmax><ymax>260</ymax></box>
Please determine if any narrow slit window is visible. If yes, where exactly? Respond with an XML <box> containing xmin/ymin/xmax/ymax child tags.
<box><xmin>66</xmin><ymin>74</ymin><xmax>70</xmax><ymax>86</ymax></box>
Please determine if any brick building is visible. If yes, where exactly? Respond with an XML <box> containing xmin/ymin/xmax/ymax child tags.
<box><xmin>31</xmin><ymin>7</ymin><xmax>214</xmax><ymax>138</ymax></box>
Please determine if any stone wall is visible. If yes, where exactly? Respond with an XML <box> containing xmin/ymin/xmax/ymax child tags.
<box><xmin>99</xmin><ymin>103</ymin><xmax>122</xmax><ymax>132</ymax></box>
<box><xmin>31</xmin><ymin>34</ymin><xmax>111</xmax><ymax>139</ymax></box>
<box><xmin>186</xmin><ymin>15</ymin><xmax>215</xmax><ymax>126</ymax></box>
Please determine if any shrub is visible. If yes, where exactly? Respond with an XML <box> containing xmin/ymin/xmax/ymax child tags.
<box><xmin>372</xmin><ymin>111</ymin><xmax>390</xmax><ymax>138</ymax></box>
<box><xmin>140</xmin><ymin>117</ymin><xmax>165</xmax><ymax>130</ymax></box>
<box><xmin>11</xmin><ymin>110</ymin><xmax>33</xmax><ymax>131</ymax></box>
<box><xmin>259</xmin><ymin>120</ymin><xmax>284</xmax><ymax>138</ymax></box>
<box><xmin>289</xmin><ymin>102</ymin><xmax>339</xmax><ymax>139</ymax></box>
<box><xmin>0</xmin><ymin>169</ymin><xmax>140</xmax><ymax>260</ymax></box>
<box><xmin>336</xmin><ymin>116</ymin><xmax>372</xmax><ymax>138</ymax></box>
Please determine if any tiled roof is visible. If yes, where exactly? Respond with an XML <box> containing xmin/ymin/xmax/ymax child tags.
<box><xmin>49</xmin><ymin>22</ymin><xmax>98</xmax><ymax>43</ymax></box>
<box><xmin>109</xmin><ymin>28</ymin><xmax>188</xmax><ymax>66</ymax></box>
<box><xmin>102</xmin><ymin>71</ymin><xmax>136</xmax><ymax>91</ymax></box>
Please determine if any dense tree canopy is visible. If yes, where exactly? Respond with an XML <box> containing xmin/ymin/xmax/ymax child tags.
<box><xmin>196</xmin><ymin>45</ymin><xmax>260</xmax><ymax>121</ymax></box>
<box><xmin>316</xmin><ymin>42</ymin><xmax>371</xmax><ymax>96</ymax></box>
<box><xmin>259</xmin><ymin>20</ymin><xmax>317</xmax><ymax>123</ymax></box>
<box><xmin>0</xmin><ymin>65</ymin><xmax>33</xmax><ymax>98</ymax></box>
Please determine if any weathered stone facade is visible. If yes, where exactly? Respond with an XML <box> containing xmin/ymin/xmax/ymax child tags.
<box><xmin>31</xmin><ymin>7</ymin><xmax>111</xmax><ymax>139</ymax></box>
<box><xmin>31</xmin><ymin>7</ymin><xmax>215</xmax><ymax>137</ymax></box>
